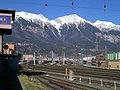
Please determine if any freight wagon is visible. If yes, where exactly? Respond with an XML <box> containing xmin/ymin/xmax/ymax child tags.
<box><xmin>106</xmin><ymin>52</ymin><xmax>120</xmax><ymax>61</ymax></box>
<box><xmin>106</xmin><ymin>52</ymin><xmax>120</xmax><ymax>69</ymax></box>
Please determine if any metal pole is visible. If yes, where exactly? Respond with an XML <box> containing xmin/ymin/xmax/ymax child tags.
<box><xmin>114</xmin><ymin>81</ymin><xmax>117</xmax><ymax>90</ymax></box>
<box><xmin>100</xmin><ymin>80</ymin><xmax>103</xmax><ymax>86</ymax></box>
<box><xmin>89</xmin><ymin>77</ymin><xmax>91</xmax><ymax>84</ymax></box>
<box><xmin>51</xmin><ymin>51</ymin><xmax>54</xmax><ymax>63</ymax></box>
<box><xmin>79</xmin><ymin>76</ymin><xmax>82</xmax><ymax>83</ymax></box>
<box><xmin>65</xmin><ymin>68</ymin><xmax>68</xmax><ymax>79</ymax></box>
<box><xmin>34</xmin><ymin>52</ymin><xmax>35</xmax><ymax>65</ymax></box>
<box><xmin>2</xmin><ymin>34</ymin><xmax>3</xmax><ymax>54</ymax></box>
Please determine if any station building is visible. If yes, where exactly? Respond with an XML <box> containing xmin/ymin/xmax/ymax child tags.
<box><xmin>0</xmin><ymin>43</ymin><xmax>21</xmax><ymax>73</ymax></box>
<box><xmin>3</xmin><ymin>43</ymin><xmax>16</xmax><ymax>54</ymax></box>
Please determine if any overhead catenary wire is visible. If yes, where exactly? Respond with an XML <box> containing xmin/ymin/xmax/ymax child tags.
<box><xmin>1</xmin><ymin>0</ymin><xmax>120</xmax><ymax>13</ymax></box>
<box><xmin>0</xmin><ymin>0</ymin><xmax>48</xmax><ymax>7</ymax></box>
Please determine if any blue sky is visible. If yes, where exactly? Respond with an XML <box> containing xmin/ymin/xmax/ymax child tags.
<box><xmin>0</xmin><ymin>0</ymin><xmax>120</xmax><ymax>24</ymax></box>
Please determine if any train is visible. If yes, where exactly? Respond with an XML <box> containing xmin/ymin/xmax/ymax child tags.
<box><xmin>106</xmin><ymin>52</ymin><xmax>120</xmax><ymax>61</ymax></box>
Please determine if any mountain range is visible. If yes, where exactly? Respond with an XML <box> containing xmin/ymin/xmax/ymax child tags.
<box><xmin>4</xmin><ymin>11</ymin><xmax>120</xmax><ymax>56</ymax></box>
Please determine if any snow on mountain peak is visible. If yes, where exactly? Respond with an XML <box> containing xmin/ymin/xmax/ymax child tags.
<box><xmin>55</xmin><ymin>14</ymin><xmax>85</xmax><ymax>23</ymax></box>
<box><xmin>15</xmin><ymin>11</ymin><xmax>48</xmax><ymax>23</ymax></box>
<box><xmin>93</xmin><ymin>20</ymin><xmax>120</xmax><ymax>31</ymax></box>
<box><xmin>15</xmin><ymin>11</ymin><xmax>120</xmax><ymax>32</ymax></box>
<box><xmin>50</xmin><ymin>14</ymin><xmax>90</xmax><ymax>30</ymax></box>
<box><xmin>94</xmin><ymin>20</ymin><xmax>115</xmax><ymax>26</ymax></box>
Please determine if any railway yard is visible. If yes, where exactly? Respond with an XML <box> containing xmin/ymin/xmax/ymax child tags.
<box><xmin>1</xmin><ymin>2</ymin><xmax>120</xmax><ymax>90</ymax></box>
<box><xmin>19</xmin><ymin>65</ymin><xmax>120</xmax><ymax>90</ymax></box>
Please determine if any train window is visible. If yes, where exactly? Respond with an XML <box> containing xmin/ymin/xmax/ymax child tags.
<box><xmin>0</xmin><ymin>16</ymin><xmax>11</xmax><ymax>24</ymax></box>
<box><xmin>0</xmin><ymin>16</ymin><xmax>2</xmax><ymax>23</ymax></box>
<box><xmin>0</xmin><ymin>10</ymin><xmax>15</xmax><ymax>35</ymax></box>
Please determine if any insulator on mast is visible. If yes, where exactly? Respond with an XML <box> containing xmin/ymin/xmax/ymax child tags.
<box><xmin>72</xmin><ymin>2</ymin><xmax>74</xmax><ymax>6</ymax></box>
<box><xmin>72</xmin><ymin>1</ymin><xmax>74</xmax><ymax>9</ymax></box>
<box><xmin>41</xmin><ymin>3</ymin><xmax>48</xmax><ymax>6</ymax></box>
<box><xmin>104</xmin><ymin>3</ymin><xmax>106</xmax><ymax>11</ymax></box>
<box><xmin>44</xmin><ymin>3</ymin><xmax>48</xmax><ymax>6</ymax></box>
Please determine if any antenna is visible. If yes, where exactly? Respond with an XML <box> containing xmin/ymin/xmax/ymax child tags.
<box><xmin>96</xmin><ymin>34</ymin><xmax>100</xmax><ymax>55</ymax></box>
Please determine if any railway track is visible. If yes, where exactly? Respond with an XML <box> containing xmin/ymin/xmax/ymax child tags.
<box><xmin>21</xmin><ymin>69</ymin><xmax>120</xmax><ymax>90</ymax></box>
<box><xmin>34</xmin><ymin>75</ymin><xmax>101</xmax><ymax>90</ymax></box>
<box><xmin>20</xmin><ymin>65</ymin><xmax>120</xmax><ymax>90</ymax></box>
<box><xmin>22</xmin><ymin>65</ymin><xmax>120</xmax><ymax>81</ymax></box>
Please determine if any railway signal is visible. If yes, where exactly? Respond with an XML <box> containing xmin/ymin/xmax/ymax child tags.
<box><xmin>0</xmin><ymin>9</ymin><xmax>15</xmax><ymax>54</ymax></box>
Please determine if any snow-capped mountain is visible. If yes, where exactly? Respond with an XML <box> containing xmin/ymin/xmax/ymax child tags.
<box><xmin>16</xmin><ymin>11</ymin><xmax>48</xmax><ymax>23</ymax></box>
<box><xmin>50</xmin><ymin>14</ymin><xmax>91</xmax><ymax>30</ymax></box>
<box><xmin>4</xmin><ymin>11</ymin><xmax>120</xmax><ymax>55</ymax></box>
<box><xmin>93</xmin><ymin>20</ymin><xmax>120</xmax><ymax>44</ymax></box>
<box><xmin>50</xmin><ymin>14</ymin><xmax>99</xmax><ymax>45</ymax></box>
<box><xmin>93</xmin><ymin>20</ymin><xmax>120</xmax><ymax>32</ymax></box>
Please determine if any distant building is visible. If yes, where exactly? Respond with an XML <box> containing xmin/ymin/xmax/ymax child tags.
<box><xmin>22</xmin><ymin>55</ymin><xmax>34</xmax><ymax>61</ymax></box>
<box><xmin>3</xmin><ymin>43</ymin><xmax>16</xmax><ymax>54</ymax></box>
<box><xmin>108</xmin><ymin>61</ymin><xmax>120</xmax><ymax>70</ymax></box>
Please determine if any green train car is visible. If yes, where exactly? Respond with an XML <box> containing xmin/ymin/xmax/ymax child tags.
<box><xmin>106</xmin><ymin>52</ymin><xmax>120</xmax><ymax>61</ymax></box>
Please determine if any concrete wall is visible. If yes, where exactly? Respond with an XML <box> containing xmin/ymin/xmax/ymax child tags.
<box><xmin>108</xmin><ymin>61</ymin><xmax>120</xmax><ymax>70</ymax></box>
<box><xmin>0</xmin><ymin>54</ymin><xmax>21</xmax><ymax>73</ymax></box>
<box><xmin>0</xmin><ymin>36</ymin><xmax>2</xmax><ymax>53</ymax></box>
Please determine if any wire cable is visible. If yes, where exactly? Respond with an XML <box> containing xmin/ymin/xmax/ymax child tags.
<box><xmin>1</xmin><ymin>0</ymin><xmax>120</xmax><ymax>12</ymax></box>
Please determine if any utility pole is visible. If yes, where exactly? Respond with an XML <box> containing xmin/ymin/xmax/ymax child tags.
<box><xmin>105</xmin><ymin>45</ymin><xmax>108</xmax><ymax>67</ymax></box>
<box><xmin>0</xmin><ymin>36</ymin><xmax>2</xmax><ymax>54</ymax></box>
<box><xmin>51</xmin><ymin>51</ymin><xmax>54</xmax><ymax>63</ymax></box>
<box><xmin>96</xmin><ymin>35</ymin><xmax>99</xmax><ymax>55</ymax></box>
<box><xmin>62</xmin><ymin>47</ymin><xmax>65</xmax><ymax>65</ymax></box>
<box><xmin>33</xmin><ymin>52</ymin><xmax>35</xmax><ymax>65</ymax></box>
<box><xmin>60</xmin><ymin>26</ymin><xmax>66</xmax><ymax>65</ymax></box>
<box><xmin>0</xmin><ymin>35</ymin><xmax>4</xmax><ymax>54</ymax></box>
